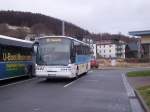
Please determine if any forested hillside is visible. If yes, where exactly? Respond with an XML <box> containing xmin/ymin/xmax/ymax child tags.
<box><xmin>0</xmin><ymin>11</ymin><xmax>89</xmax><ymax>39</ymax></box>
<box><xmin>0</xmin><ymin>10</ymin><xmax>133</xmax><ymax>43</ymax></box>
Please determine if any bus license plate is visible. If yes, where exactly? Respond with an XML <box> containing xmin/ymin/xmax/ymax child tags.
<box><xmin>48</xmin><ymin>74</ymin><xmax>56</xmax><ymax>76</ymax></box>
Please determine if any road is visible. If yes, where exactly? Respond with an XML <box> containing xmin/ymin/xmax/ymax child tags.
<box><xmin>0</xmin><ymin>69</ymin><xmax>147</xmax><ymax>112</ymax></box>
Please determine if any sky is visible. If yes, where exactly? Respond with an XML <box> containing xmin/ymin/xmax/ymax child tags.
<box><xmin>0</xmin><ymin>0</ymin><xmax>150</xmax><ymax>35</ymax></box>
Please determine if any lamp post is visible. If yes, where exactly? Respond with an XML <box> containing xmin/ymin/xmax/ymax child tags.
<box><xmin>62</xmin><ymin>20</ymin><xmax>65</xmax><ymax>36</ymax></box>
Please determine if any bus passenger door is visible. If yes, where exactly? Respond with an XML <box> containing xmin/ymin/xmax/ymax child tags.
<box><xmin>70</xmin><ymin>41</ymin><xmax>76</xmax><ymax>64</ymax></box>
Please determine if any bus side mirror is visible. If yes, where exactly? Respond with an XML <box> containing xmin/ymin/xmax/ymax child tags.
<box><xmin>33</xmin><ymin>42</ymin><xmax>39</xmax><ymax>54</ymax></box>
<box><xmin>34</xmin><ymin>46</ymin><xmax>38</xmax><ymax>54</ymax></box>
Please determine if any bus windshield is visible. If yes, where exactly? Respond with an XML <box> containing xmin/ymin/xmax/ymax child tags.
<box><xmin>36</xmin><ymin>38</ymin><xmax>71</xmax><ymax>66</ymax></box>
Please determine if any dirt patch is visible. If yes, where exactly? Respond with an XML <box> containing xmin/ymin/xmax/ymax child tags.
<box><xmin>128</xmin><ymin>76</ymin><xmax>150</xmax><ymax>88</ymax></box>
<box><xmin>97</xmin><ymin>59</ymin><xmax>150</xmax><ymax>68</ymax></box>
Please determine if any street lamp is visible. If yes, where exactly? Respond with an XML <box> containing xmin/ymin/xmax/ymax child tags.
<box><xmin>62</xmin><ymin>20</ymin><xmax>65</xmax><ymax>36</ymax></box>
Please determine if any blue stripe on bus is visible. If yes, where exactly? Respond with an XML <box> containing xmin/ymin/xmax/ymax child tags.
<box><xmin>0</xmin><ymin>61</ymin><xmax>32</xmax><ymax>79</ymax></box>
<box><xmin>75</xmin><ymin>55</ymin><xmax>91</xmax><ymax>64</ymax></box>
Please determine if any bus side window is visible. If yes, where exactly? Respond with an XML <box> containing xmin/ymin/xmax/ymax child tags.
<box><xmin>70</xmin><ymin>41</ymin><xmax>75</xmax><ymax>63</ymax></box>
<box><xmin>74</xmin><ymin>41</ymin><xmax>80</xmax><ymax>55</ymax></box>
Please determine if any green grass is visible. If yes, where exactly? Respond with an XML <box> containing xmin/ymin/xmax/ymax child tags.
<box><xmin>138</xmin><ymin>86</ymin><xmax>150</xmax><ymax>109</ymax></box>
<box><xmin>127</xmin><ymin>70</ymin><xmax>150</xmax><ymax>77</ymax></box>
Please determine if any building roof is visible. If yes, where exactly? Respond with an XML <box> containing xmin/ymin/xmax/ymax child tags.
<box><xmin>129</xmin><ymin>30</ymin><xmax>150</xmax><ymax>36</ymax></box>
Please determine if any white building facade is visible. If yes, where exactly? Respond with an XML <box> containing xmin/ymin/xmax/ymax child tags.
<box><xmin>90</xmin><ymin>44</ymin><xmax>97</xmax><ymax>59</ymax></box>
<box><xmin>97</xmin><ymin>40</ymin><xmax>126</xmax><ymax>59</ymax></box>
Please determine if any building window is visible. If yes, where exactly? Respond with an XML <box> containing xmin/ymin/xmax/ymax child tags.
<box><xmin>104</xmin><ymin>45</ymin><xmax>105</xmax><ymax>48</ymax></box>
<box><xmin>109</xmin><ymin>50</ymin><xmax>111</xmax><ymax>52</ymax></box>
<box><xmin>109</xmin><ymin>45</ymin><xmax>112</xmax><ymax>47</ymax></box>
<box><xmin>104</xmin><ymin>50</ymin><xmax>105</xmax><ymax>53</ymax></box>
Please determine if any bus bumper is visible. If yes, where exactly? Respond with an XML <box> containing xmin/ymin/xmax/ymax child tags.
<box><xmin>35</xmin><ymin>71</ymin><xmax>76</xmax><ymax>79</ymax></box>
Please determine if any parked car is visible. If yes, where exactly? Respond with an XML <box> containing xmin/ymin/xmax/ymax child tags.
<box><xmin>90</xmin><ymin>56</ymin><xmax>98</xmax><ymax>68</ymax></box>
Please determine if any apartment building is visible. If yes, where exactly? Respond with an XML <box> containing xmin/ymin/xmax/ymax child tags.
<box><xmin>97</xmin><ymin>40</ymin><xmax>126</xmax><ymax>59</ymax></box>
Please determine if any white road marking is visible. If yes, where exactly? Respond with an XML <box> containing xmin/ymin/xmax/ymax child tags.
<box><xmin>122</xmin><ymin>73</ymin><xmax>135</xmax><ymax>97</ymax></box>
<box><xmin>0</xmin><ymin>78</ymin><xmax>35</xmax><ymax>88</ymax></box>
<box><xmin>64</xmin><ymin>81</ymin><xmax>76</xmax><ymax>88</ymax></box>
<box><xmin>64</xmin><ymin>70</ymin><xmax>93</xmax><ymax>88</ymax></box>
<box><xmin>64</xmin><ymin>74</ymin><xmax>87</xmax><ymax>88</ymax></box>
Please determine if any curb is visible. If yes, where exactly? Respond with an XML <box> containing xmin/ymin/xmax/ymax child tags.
<box><xmin>126</xmin><ymin>72</ymin><xmax>150</xmax><ymax>112</ymax></box>
<box><xmin>134</xmin><ymin>89</ymin><xmax>150</xmax><ymax>112</ymax></box>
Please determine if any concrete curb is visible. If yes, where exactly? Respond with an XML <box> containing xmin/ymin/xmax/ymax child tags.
<box><xmin>134</xmin><ymin>89</ymin><xmax>150</xmax><ymax>112</ymax></box>
<box><xmin>126</xmin><ymin>72</ymin><xmax>150</xmax><ymax>112</ymax></box>
<box><xmin>123</xmin><ymin>73</ymin><xmax>136</xmax><ymax>97</ymax></box>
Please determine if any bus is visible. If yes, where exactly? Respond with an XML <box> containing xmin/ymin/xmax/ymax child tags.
<box><xmin>34</xmin><ymin>36</ymin><xmax>91</xmax><ymax>79</ymax></box>
<box><xmin>0</xmin><ymin>35</ymin><xmax>33</xmax><ymax>80</ymax></box>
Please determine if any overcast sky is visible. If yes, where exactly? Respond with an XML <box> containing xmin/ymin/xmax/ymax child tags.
<box><xmin>0</xmin><ymin>0</ymin><xmax>150</xmax><ymax>35</ymax></box>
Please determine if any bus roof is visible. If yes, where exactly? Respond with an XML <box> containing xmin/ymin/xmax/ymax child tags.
<box><xmin>38</xmin><ymin>36</ymin><xmax>90</xmax><ymax>46</ymax></box>
<box><xmin>0</xmin><ymin>35</ymin><xmax>33</xmax><ymax>48</ymax></box>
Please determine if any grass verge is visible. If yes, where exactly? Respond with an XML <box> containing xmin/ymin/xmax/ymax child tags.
<box><xmin>127</xmin><ymin>70</ymin><xmax>150</xmax><ymax>77</ymax></box>
<box><xmin>138</xmin><ymin>86</ymin><xmax>150</xmax><ymax>109</ymax></box>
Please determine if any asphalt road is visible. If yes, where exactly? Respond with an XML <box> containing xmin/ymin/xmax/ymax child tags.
<box><xmin>0</xmin><ymin>69</ymin><xmax>147</xmax><ymax>112</ymax></box>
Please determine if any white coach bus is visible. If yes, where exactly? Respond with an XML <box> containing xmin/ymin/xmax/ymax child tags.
<box><xmin>34</xmin><ymin>36</ymin><xmax>91</xmax><ymax>79</ymax></box>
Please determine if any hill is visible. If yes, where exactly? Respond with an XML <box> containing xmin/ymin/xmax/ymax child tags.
<box><xmin>0</xmin><ymin>10</ymin><xmax>134</xmax><ymax>43</ymax></box>
<box><xmin>0</xmin><ymin>11</ymin><xmax>89</xmax><ymax>39</ymax></box>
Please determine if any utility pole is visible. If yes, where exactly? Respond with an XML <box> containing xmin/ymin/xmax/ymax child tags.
<box><xmin>62</xmin><ymin>20</ymin><xmax>65</xmax><ymax>36</ymax></box>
